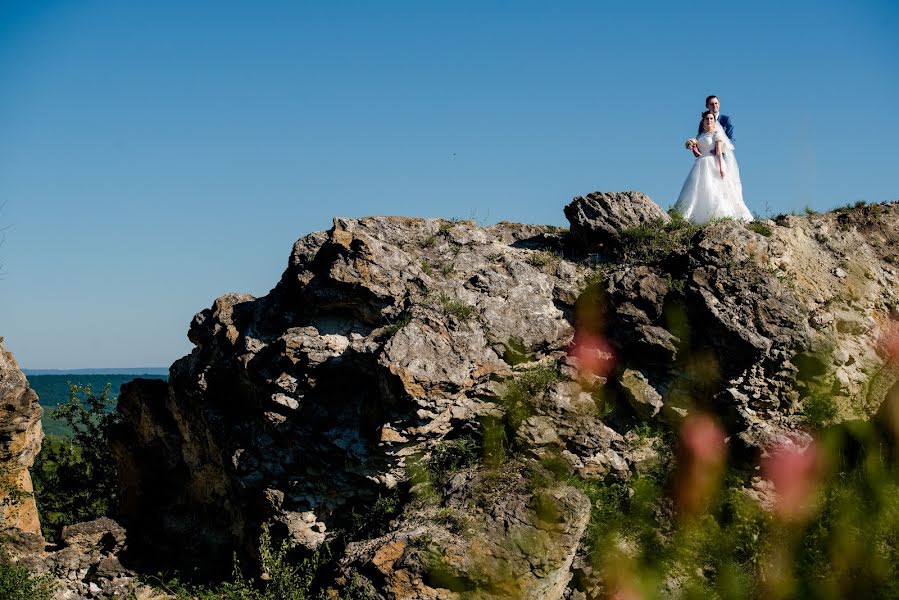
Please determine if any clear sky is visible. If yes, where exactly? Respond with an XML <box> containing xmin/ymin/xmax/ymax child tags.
<box><xmin>1</xmin><ymin>0</ymin><xmax>897</xmax><ymax>369</ymax></box>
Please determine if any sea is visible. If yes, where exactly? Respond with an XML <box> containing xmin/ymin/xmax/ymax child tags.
<box><xmin>23</xmin><ymin>368</ymin><xmax>169</xmax><ymax>437</ymax></box>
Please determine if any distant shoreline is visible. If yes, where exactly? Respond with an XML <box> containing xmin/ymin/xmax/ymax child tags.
<box><xmin>23</xmin><ymin>367</ymin><xmax>169</xmax><ymax>376</ymax></box>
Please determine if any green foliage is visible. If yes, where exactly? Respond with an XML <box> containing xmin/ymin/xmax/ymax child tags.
<box><xmin>437</xmin><ymin>293</ymin><xmax>476</xmax><ymax>321</ymax></box>
<box><xmin>0</xmin><ymin>553</ymin><xmax>54</xmax><ymax>600</ymax></box>
<box><xmin>619</xmin><ymin>216</ymin><xmax>700</xmax><ymax>265</ymax></box>
<box><xmin>664</xmin><ymin>273</ymin><xmax>687</xmax><ymax>294</ymax></box>
<box><xmin>420</xmin><ymin>260</ymin><xmax>434</xmax><ymax>276</ymax></box>
<box><xmin>527</xmin><ymin>251</ymin><xmax>560</xmax><ymax>268</ymax></box>
<box><xmin>376</xmin><ymin>314</ymin><xmax>411</xmax><ymax>339</ymax></box>
<box><xmin>501</xmin><ymin>336</ymin><xmax>529</xmax><ymax>366</ymax></box>
<box><xmin>802</xmin><ymin>389</ymin><xmax>839</xmax><ymax>429</ymax></box>
<box><xmin>156</xmin><ymin>524</ymin><xmax>324</xmax><ymax>600</ymax></box>
<box><xmin>745</xmin><ymin>221</ymin><xmax>773</xmax><ymax>237</ymax></box>
<box><xmin>499</xmin><ymin>366</ymin><xmax>560</xmax><ymax>431</ymax></box>
<box><xmin>350</xmin><ymin>490</ymin><xmax>402</xmax><ymax>539</ymax></box>
<box><xmin>428</xmin><ymin>436</ymin><xmax>480</xmax><ymax>483</ymax></box>
<box><xmin>31</xmin><ymin>383</ymin><xmax>120</xmax><ymax>542</ymax></box>
<box><xmin>804</xmin><ymin>206</ymin><xmax>819</xmax><ymax>215</ymax></box>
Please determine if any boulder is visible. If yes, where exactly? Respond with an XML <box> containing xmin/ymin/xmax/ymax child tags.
<box><xmin>563</xmin><ymin>191</ymin><xmax>670</xmax><ymax>252</ymax></box>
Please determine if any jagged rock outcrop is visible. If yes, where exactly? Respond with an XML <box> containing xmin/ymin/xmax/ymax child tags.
<box><xmin>111</xmin><ymin>194</ymin><xmax>899</xmax><ymax>597</ymax></box>
<box><xmin>113</xmin><ymin>216</ymin><xmax>610</xmax><ymax>592</ymax></box>
<box><xmin>563</xmin><ymin>191</ymin><xmax>670</xmax><ymax>252</ymax></box>
<box><xmin>0</xmin><ymin>337</ymin><xmax>44</xmax><ymax>542</ymax></box>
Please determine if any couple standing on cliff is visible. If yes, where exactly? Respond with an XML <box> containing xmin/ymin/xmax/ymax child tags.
<box><xmin>673</xmin><ymin>95</ymin><xmax>754</xmax><ymax>224</ymax></box>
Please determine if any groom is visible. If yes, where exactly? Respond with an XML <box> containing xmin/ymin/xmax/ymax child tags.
<box><xmin>692</xmin><ymin>94</ymin><xmax>734</xmax><ymax>157</ymax></box>
<box><xmin>698</xmin><ymin>95</ymin><xmax>734</xmax><ymax>142</ymax></box>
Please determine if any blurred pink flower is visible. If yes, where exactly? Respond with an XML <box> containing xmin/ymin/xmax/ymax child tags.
<box><xmin>609</xmin><ymin>586</ymin><xmax>644</xmax><ymax>600</ymax></box>
<box><xmin>569</xmin><ymin>333</ymin><xmax>616</xmax><ymax>379</ymax></box>
<box><xmin>879</xmin><ymin>325</ymin><xmax>899</xmax><ymax>366</ymax></box>
<box><xmin>674</xmin><ymin>413</ymin><xmax>727</xmax><ymax>517</ymax></box>
<box><xmin>761</xmin><ymin>440</ymin><xmax>824</xmax><ymax>523</ymax></box>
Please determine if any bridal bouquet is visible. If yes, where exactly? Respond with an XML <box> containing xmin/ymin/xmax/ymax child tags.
<box><xmin>685</xmin><ymin>138</ymin><xmax>698</xmax><ymax>149</ymax></box>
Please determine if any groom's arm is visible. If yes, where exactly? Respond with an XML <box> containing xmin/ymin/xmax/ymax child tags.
<box><xmin>724</xmin><ymin>117</ymin><xmax>735</xmax><ymax>143</ymax></box>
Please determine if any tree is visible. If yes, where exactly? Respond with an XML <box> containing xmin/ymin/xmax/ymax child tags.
<box><xmin>31</xmin><ymin>384</ymin><xmax>120</xmax><ymax>542</ymax></box>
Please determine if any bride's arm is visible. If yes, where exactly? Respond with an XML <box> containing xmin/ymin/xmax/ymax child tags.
<box><xmin>715</xmin><ymin>140</ymin><xmax>725</xmax><ymax>178</ymax></box>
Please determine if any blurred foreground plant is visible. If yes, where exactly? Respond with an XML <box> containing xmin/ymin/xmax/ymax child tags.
<box><xmin>569</xmin><ymin>415</ymin><xmax>899</xmax><ymax>600</ymax></box>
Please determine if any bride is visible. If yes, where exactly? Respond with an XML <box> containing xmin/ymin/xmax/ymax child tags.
<box><xmin>674</xmin><ymin>110</ymin><xmax>753</xmax><ymax>224</ymax></box>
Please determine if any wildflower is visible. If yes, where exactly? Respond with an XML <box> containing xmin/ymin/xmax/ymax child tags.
<box><xmin>569</xmin><ymin>333</ymin><xmax>616</xmax><ymax>379</ymax></box>
<box><xmin>761</xmin><ymin>439</ymin><xmax>824</xmax><ymax>523</ymax></box>
<box><xmin>674</xmin><ymin>413</ymin><xmax>727</xmax><ymax>518</ymax></box>
<box><xmin>879</xmin><ymin>323</ymin><xmax>899</xmax><ymax>366</ymax></box>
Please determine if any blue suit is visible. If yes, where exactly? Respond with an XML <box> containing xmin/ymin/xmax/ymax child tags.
<box><xmin>698</xmin><ymin>114</ymin><xmax>734</xmax><ymax>144</ymax></box>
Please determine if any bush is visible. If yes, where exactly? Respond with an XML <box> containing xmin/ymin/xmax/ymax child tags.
<box><xmin>429</xmin><ymin>436</ymin><xmax>480</xmax><ymax>482</ymax></box>
<box><xmin>157</xmin><ymin>524</ymin><xmax>324</xmax><ymax>599</ymax></box>
<box><xmin>746</xmin><ymin>221</ymin><xmax>773</xmax><ymax>237</ymax></box>
<box><xmin>0</xmin><ymin>553</ymin><xmax>54</xmax><ymax>600</ymax></box>
<box><xmin>499</xmin><ymin>366</ymin><xmax>560</xmax><ymax>431</ymax></box>
<box><xmin>437</xmin><ymin>293</ymin><xmax>476</xmax><ymax>321</ymax></box>
<box><xmin>619</xmin><ymin>216</ymin><xmax>699</xmax><ymax>265</ymax></box>
<box><xmin>31</xmin><ymin>383</ymin><xmax>120</xmax><ymax>542</ymax></box>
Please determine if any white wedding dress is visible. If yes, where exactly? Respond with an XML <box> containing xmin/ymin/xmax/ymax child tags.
<box><xmin>674</xmin><ymin>127</ymin><xmax>753</xmax><ymax>224</ymax></box>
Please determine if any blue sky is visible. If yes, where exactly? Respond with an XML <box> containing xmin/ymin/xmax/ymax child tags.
<box><xmin>1</xmin><ymin>0</ymin><xmax>897</xmax><ymax>369</ymax></box>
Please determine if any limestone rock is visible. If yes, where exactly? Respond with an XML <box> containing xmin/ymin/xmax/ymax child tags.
<box><xmin>619</xmin><ymin>368</ymin><xmax>663</xmax><ymax>418</ymax></box>
<box><xmin>104</xmin><ymin>197</ymin><xmax>899</xmax><ymax>597</ymax></box>
<box><xmin>0</xmin><ymin>338</ymin><xmax>44</xmax><ymax>542</ymax></box>
<box><xmin>113</xmin><ymin>217</ymin><xmax>592</xmax><ymax>574</ymax></box>
<box><xmin>564</xmin><ymin>191</ymin><xmax>670</xmax><ymax>252</ymax></box>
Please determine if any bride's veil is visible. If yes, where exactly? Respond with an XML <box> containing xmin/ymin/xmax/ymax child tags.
<box><xmin>714</xmin><ymin>123</ymin><xmax>741</xmax><ymax>184</ymax></box>
<box><xmin>714</xmin><ymin>122</ymin><xmax>735</xmax><ymax>151</ymax></box>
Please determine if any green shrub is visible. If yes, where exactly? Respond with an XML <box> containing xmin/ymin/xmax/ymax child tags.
<box><xmin>501</xmin><ymin>337</ymin><xmax>529</xmax><ymax>366</ymax></box>
<box><xmin>429</xmin><ymin>436</ymin><xmax>480</xmax><ymax>483</ymax></box>
<box><xmin>350</xmin><ymin>490</ymin><xmax>402</xmax><ymax>538</ymax></box>
<box><xmin>437</xmin><ymin>293</ymin><xmax>476</xmax><ymax>321</ymax></box>
<box><xmin>376</xmin><ymin>314</ymin><xmax>411</xmax><ymax>339</ymax></box>
<box><xmin>157</xmin><ymin>524</ymin><xmax>324</xmax><ymax>600</ymax></box>
<box><xmin>746</xmin><ymin>221</ymin><xmax>773</xmax><ymax>237</ymax></box>
<box><xmin>619</xmin><ymin>216</ymin><xmax>699</xmax><ymax>265</ymax></box>
<box><xmin>0</xmin><ymin>555</ymin><xmax>54</xmax><ymax>600</ymax></box>
<box><xmin>527</xmin><ymin>251</ymin><xmax>559</xmax><ymax>268</ymax></box>
<box><xmin>499</xmin><ymin>366</ymin><xmax>560</xmax><ymax>431</ymax></box>
<box><xmin>31</xmin><ymin>384</ymin><xmax>120</xmax><ymax>542</ymax></box>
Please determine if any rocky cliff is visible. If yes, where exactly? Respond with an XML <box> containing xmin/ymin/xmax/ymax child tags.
<box><xmin>0</xmin><ymin>337</ymin><xmax>45</xmax><ymax>542</ymax></box>
<box><xmin>111</xmin><ymin>192</ymin><xmax>899</xmax><ymax>598</ymax></box>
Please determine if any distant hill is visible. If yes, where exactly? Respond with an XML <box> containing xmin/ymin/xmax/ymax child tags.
<box><xmin>23</xmin><ymin>367</ymin><xmax>169</xmax><ymax>376</ymax></box>
<box><xmin>28</xmin><ymin>373</ymin><xmax>168</xmax><ymax>437</ymax></box>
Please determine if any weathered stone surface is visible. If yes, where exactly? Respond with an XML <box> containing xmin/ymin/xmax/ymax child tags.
<box><xmin>113</xmin><ymin>216</ymin><xmax>604</xmax><ymax>579</ymax></box>
<box><xmin>341</xmin><ymin>478</ymin><xmax>591</xmax><ymax>600</ymax></box>
<box><xmin>102</xmin><ymin>197</ymin><xmax>899</xmax><ymax>597</ymax></box>
<box><xmin>10</xmin><ymin>517</ymin><xmax>164</xmax><ymax>600</ymax></box>
<box><xmin>619</xmin><ymin>368</ymin><xmax>663</xmax><ymax>418</ymax></box>
<box><xmin>564</xmin><ymin>191</ymin><xmax>670</xmax><ymax>252</ymax></box>
<box><xmin>0</xmin><ymin>338</ymin><xmax>44</xmax><ymax>540</ymax></box>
